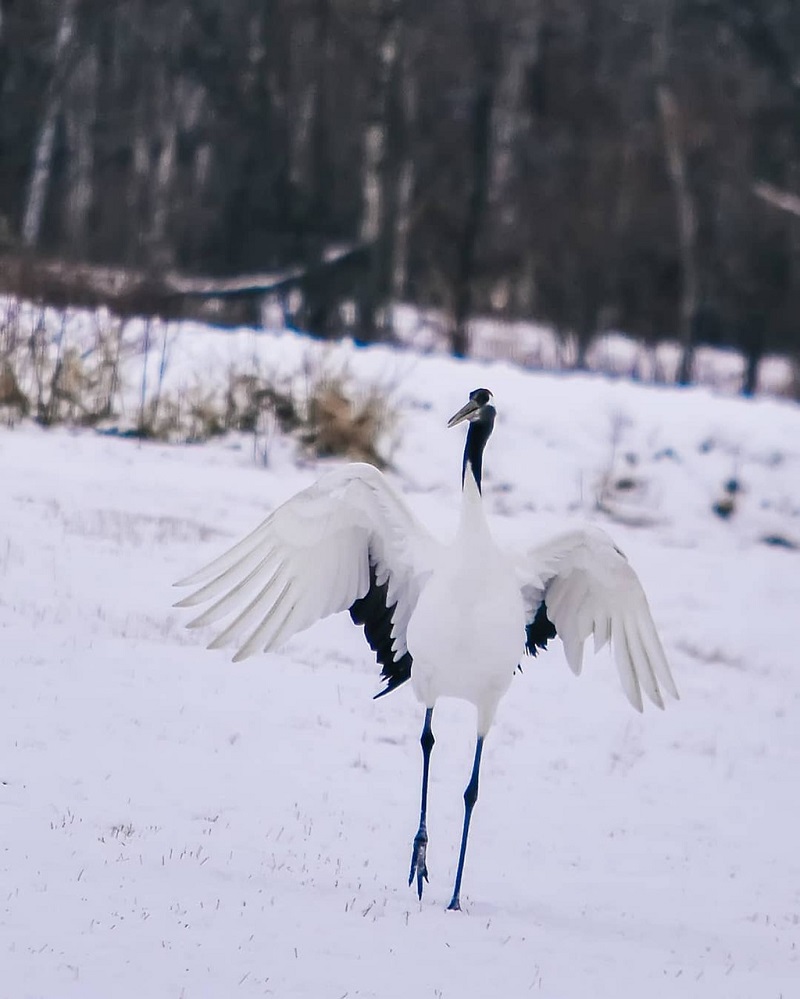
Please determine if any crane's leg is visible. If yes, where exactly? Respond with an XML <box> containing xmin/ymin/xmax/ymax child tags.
<box><xmin>447</xmin><ymin>735</ymin><xmax>484</xmax><ymax>911</ymax></box>
<box><xmin>408</xmin><ymin>707</ymin><xmax>435</xmax><ymax>899</ymax></box>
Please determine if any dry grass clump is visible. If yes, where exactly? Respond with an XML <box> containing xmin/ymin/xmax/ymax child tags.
<box><xmin>135</xmin><ymin>390</ymin><xmax>226</xmax><ymax>443</ymax></box>
<box><xmin>135</xmin><ymin>371</ymin><xmax>392</xmax><ymax>467</ymax></box>
<box><xmin>0</xmin><ymin>359</ymin><xmax>29</xmax><ymax>419</ymax></box>
<box><xmin>0</xmin><ymin>299</ymin><xmax>128</xmax><ymax>427</ymax></box>
<box><xmin>127</xmin><ymin>368</ymin><xmax>393</xmax><ymax>469</ymax></box>
<box><xmin>0</xmin><ymin>301</ymin><xmax>29</xmax><ymax>424</ymax></box>
<box><xmin>0</xmin><ymin>298</ymin><xmax>394</xmax><ymax>467</ymax></box>
<box><xmin>300</xmin><ymin>378</ymin><xmax>390</xmax><ymax>468</ymax></box>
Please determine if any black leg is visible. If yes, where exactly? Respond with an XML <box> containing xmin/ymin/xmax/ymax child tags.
<box><xmin>447</xmin><ymin>735</ymin><xmax>484</xmax><ymax>911</ymax></box>
<box><xmin>408</xmin><ymin>707</ymin><xmax>435</xmax><ymax>899</ymax></box>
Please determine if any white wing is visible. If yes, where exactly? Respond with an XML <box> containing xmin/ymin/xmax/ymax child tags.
<box><xmin>518</xmin><ymin>526</ymin><xmax>678</xmax><ymax>712</ymax></box>
<box><xmin>174</xmin><ymin>463</ymin><xmax>439</xmax><ymax>686</ymax></box>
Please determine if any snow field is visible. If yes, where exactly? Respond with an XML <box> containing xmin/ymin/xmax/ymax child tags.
<box><xmin>2</xmin><ymin>328</ymin><xmax>799</xmax><ymax>997</ymax></box>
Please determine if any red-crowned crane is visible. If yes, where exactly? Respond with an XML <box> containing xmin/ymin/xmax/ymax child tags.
<box><xmin>175</xmin><ymin>388</ymin><xmax>678</xmax><ymax>910</ymax></box>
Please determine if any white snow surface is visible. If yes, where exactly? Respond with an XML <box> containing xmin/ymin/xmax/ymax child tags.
<box><xmin>2</xmin><ymin>326</ymin><xmax>800</xmax><ymax>998</ymax></box>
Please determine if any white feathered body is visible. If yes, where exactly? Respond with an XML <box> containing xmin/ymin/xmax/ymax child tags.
<box><xmin>406</xmin><ymin>470</ymin><xmax>526</xmax><ymax>733</ymax></box>
<box><xmin>175</xmin><ymin>461</ymin><xmax>677</xmax><ymax>722</ymax></box>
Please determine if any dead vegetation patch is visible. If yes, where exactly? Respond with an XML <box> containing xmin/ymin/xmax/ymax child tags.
<box><xmin>0</xmin><ymin>298</ymin><xmax>394</xmax><ymax>467</ymax></box>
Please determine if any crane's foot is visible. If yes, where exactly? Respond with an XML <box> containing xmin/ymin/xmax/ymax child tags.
<box><xmin>408</xmin><ymin>831</ymin><xmax>429</xmax><ymax>900</ymax></box>
<box><xmin>446</xmin><ymin>895</ymin><xmax>462</xmax><ymax>911</ymax></box>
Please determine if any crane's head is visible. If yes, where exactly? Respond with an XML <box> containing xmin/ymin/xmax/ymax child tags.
<box><xmin>447</xmin><ymin>388</ymin><xmax>495</xmax><ymax>429</ymax></box>
<box><xmin>447</xmin><ymin>389</ymin><xmax>495</xmax><ymax>493</ymax></box>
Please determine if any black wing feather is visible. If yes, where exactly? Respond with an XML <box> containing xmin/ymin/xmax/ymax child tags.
<box><xmin>525</xmin><ymin>600</ymin><xmax>557</xmax><ymax>656</ymax></box>
<box><xmin>350</xmin><ymin>561</ymin><xmax>412</xmax><ymax>698</ymax></box>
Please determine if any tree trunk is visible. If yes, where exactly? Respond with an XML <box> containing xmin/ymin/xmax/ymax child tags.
<box><xmin>21</xmin><ymin>0</ymin><xmax>79</xmax><ymax>248</ymax></box>
<box><xmin>488</xmin><ymin>7</ymin><xmax>538</xmax><ymax>211</ymax></box>
<box><xmin>452</xmin><ymin>17</ymin><xmax>499</xmax><ymax>359</ymax></box>
<box><xmin>391</xmin><ymin>41</ymin><xmax>417</xmax><ymax>301</ymax></box>
<box><xmin>574</xmin><ymin>272</ymin><xmax>600</xmax><ymax>370</ymax></box>
<box><xmin>359</xmin><ymin>0</ymin><xmax>405</xmax><ymax>341</ymax></box>
<box><xmin>312</xmin><ymin>0</ymin><xmax>333</xmax><ymax>224</ymax></box>
<box><xmin>64</xmin><ymin>45</ymin><xmax>98</xmax><ymax>257</ymax></box>
<box><xmin>656</xmin><ymin>83</ymin><xmax>699</xmax><ymax>385</ymax></box>
<box><xmin>289</xmin><ymin>16</ymin><xmax>317</xmax><ymax>197</ymax></box>
<box><xmin>652</xmin><ymin>1</ymin><xmax>699</xmax><ymax>386</ymax></box>
<box><xmin>148</xmin><ymin>61</ymin><xmax>179</xmax><ymax>269</ymax></box>
<box><xmin>740</xmin><ymin>311</ymin><xmax>765</xmax><ymax>397</ymax></box>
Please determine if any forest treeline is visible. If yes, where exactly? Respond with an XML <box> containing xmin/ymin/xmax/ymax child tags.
<box><xmin>1</xmin><ymin>0</ymin><xmax>799</xmax><ymax>386</ymax></box>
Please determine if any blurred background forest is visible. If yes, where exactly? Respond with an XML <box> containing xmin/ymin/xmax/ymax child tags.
<box><xmin>1</xmin><ymin>0</ymin><xmax>800</xmax><ymax>390</ymax></box>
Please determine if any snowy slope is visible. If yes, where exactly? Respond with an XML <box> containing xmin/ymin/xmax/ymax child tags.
<box><xmin>1</xmin><ymin>328</ymin><xmax>799</xmax><ymax>998</ymax></box>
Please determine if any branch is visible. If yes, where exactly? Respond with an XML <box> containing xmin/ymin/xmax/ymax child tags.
<box><xmin>163</xmin><ymin>244</ymin><xmax>372</xmax><ymax>298</ymax></box>
<box><xmin>753</xmin><ymin>181</ymin><xmax>800</xmax><ymax>218</ymax></box>
<box><xmin>656</xmin><ymin>86</ymin><xmax>698</xmax><ymax>332</ymax></box>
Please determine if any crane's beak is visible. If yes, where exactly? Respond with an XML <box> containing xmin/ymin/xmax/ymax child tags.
<box><xmin>447</xmin><ymin>398</ymin><xmax>481</xmax><ymax>428</ymax></box>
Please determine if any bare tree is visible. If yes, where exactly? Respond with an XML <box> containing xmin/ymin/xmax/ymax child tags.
<box><xmin>21</xmin><ymin>0</ymin><xmax>79</xmax><ymax>248</ymax></box>
<box><xmin>63</xmin><ymin>42</ymin><xmax>98</xmax><ymax>255</ymax></box>
<box><xmin>653</xmin><ymin>4</ymin><xmax>699</xmax><ymax>385</ymax></box>
<box><xmin>359</xmin><ymin>0</ymin><xmax>407</xmax><ymax>340</ymax></box>
<box><xmin>451</xmin><ymin>8</ymin><xmax>501</xmax><ymax>358</ymax></box>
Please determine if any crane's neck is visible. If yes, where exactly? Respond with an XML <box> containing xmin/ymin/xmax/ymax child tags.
<box><xmin>461</xmin><ymin>415</ymin><xmax>494</xmax><ymax>494</ymax></box>
<box><xmin>458</xmin><ymin>420</ymin><xmax>494</xmax><ymax>544</ymax></box>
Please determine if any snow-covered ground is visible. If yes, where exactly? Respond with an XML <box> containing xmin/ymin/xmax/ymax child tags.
<box><xmin>2</xmin><ymin>325</ymin><xmax>800</xmax><ymax>998</ymax></box>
